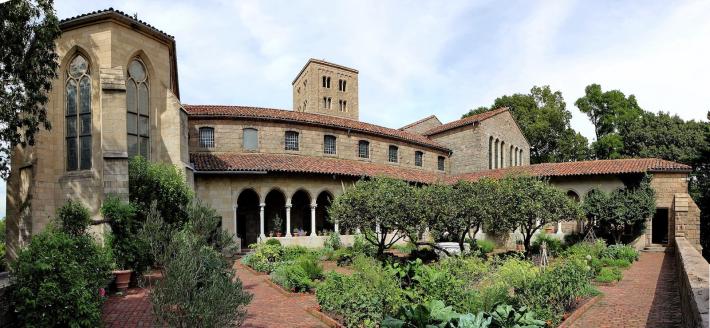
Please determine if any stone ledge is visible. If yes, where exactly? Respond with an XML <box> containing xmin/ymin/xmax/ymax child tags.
<box><xmin>675</xmin><ymin>236</ymin><xmax>710</xmax><ymax>328</ymax></box>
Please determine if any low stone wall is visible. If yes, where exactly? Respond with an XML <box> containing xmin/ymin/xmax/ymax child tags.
<box><xmin>675</xmin><ymin>236</ymin><xmax>709</xmax><ymax>328</ymax></box>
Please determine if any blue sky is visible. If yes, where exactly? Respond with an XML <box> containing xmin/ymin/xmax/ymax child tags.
<box><xmin>2</xmin><ymin>0</ymin><xmax>709</xmax><ymax>218</ymax></box>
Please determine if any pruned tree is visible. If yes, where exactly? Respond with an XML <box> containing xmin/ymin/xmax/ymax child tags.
<box><xmin>328</xmin><ymin>176</ymin><xmax>421</xmax><ymax>256</ymax></box>
<box><xmin>0</xmin><ymin>0</ymin><xmax>61</xmax><ymax>178</ymax></box>
<box><xmin>583</xmin><ymin>176</ymin><xmax>656</xmax><ymax>244</ymax></box>
<box><xmin>500</xmin><ymin>175</ymin><xmax>583</xmax><ymax>256</ymax></box>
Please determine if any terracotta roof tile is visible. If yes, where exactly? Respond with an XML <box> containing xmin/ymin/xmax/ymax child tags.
<box><xmin>399</xmin><ymin>115</ymin><xmax>441</xmax><ymax>131</ymax></box>
<box><xmin>451</xmin><ymin>158</ymin><xmax>691</xmax><ymax>182</ymax></box>
<box><xmin>191</xmin><ymin>153</ymin><xmax>447</xmax><ymax>184</ymax></box>
<box><xmin>184</xmin><ymin>105</ymin><xmax>450</xmax><ymax>152</ymax></box>
<box><xmin>423</xmin><ymin>107</ymin><xmax>509</xmax><ymax>136</ymax></box>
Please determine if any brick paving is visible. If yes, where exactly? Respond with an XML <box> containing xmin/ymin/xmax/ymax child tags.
<box><xmin>102</xmin><ymin>262</ymin><xmax>328</xmax><ymax>327</ymax></box>
<box><xmin>568</xmin><ymin>251</ymin><xmax>683</xmax><ymax>328</ymax></box>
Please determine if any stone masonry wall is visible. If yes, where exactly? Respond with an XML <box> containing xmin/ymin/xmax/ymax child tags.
<box><xmin>674</xmin><ymin>236</ymin><xmax>709</xmax><ymax>328</ymax></box>
<box><xmin>293</xmin><ymin>60</ymin><xmax>359</xmax><ymax>121</ymax></box>
<box><xmin>400</xmin><ymin>116</ymin><xmax>442</xmax><ymax>134</ymax></box>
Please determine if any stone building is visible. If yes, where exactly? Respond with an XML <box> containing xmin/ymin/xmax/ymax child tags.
<box><xmin>4</xmin><ymin>9</ymin><xmax>702</xmax><ymax>259</ymax></box>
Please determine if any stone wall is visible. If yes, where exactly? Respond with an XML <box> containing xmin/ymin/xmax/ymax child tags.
<box><xmin>0</xmin><ymin>273</ymin><xmax>14</xmax><ymax>327</ymax></box>
<box><xmin>293</xmin><ymin>60</ymin><xmax>359</xmax><ymax>121</ymax></box>
<box><xmin>674</xmin><ymin>237</ymin><xmax>709</xmax><ymax>328</ymax></box>
<box><xmin>400</xmin><ymin>116</ymin><xmax>442</xmax><ymax>134</ymax></box>
<box><xmin>189</xmin><ymin>119</ymin><xmax>450</xmax><ymax>173</ymax></box>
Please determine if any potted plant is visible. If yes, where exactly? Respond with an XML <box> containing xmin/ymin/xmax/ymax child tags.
<box><xmin>515</xmin><ymin>239</ymin><xmax>524</xmax><ymax>251</ymax></box>
<box><xmin>112</xmin><ymin>269</ymin><xmax>133</xmax><ymax>292</ymax></box>
<box><xmin>293</xmin><ymin>228</ymin><xmax>300</xmax><ymax>237</ymax></box>
<box><xmin>273</xmin><ymin>215</ymin><xmax>283</xmax><ymax>237</ymax></box>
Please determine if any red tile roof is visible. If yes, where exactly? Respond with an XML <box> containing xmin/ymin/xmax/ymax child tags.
<box><xmin>184</xmin><ymin>105</ymin><xmax>450</xmax><ymax>152</ymax></box>
<box><xmin>452</xmin><ymin>158</ymin><xmax>691</xmax><ymax>182</ymax></box>
<box><xmin>399</xmin><ymin>115</ymin><xmax>441</xmax><ymax>131</ymax></box>
<box><xmin>190</xmin><ymin>153</ymin><xmax>447</xmax><ymax>184</ymax></box>
<box><xmin>423</xmin><ymin>107</ymin><xmax>509</xmax><ymax>136</ymax></box>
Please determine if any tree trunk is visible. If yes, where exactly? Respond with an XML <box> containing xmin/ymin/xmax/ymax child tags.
<box><xmin>523</xmin><ymin>233</ymin><xmax>533</xmax><ymax>258</ymax></box>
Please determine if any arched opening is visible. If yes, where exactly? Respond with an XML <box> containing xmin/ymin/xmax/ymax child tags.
<box><xmin>316</xmin><ymin>191</ymin><xmax>335</xmax><ymax>234</ymax></box>
<box><xmin>265</xmin><ymin>189</ymin><xmax>286</xmax><ymax>237</ymax></box>
<box><xmin>566</xmin><ymin>190</ymin><xmax>580</xmax><ymax>202</ymax></box>
<box><xmin>236</xmin><ymin>189</ymin><xmax>260</xmax><ymax>247</ymax></box>
<box><xmin>290</xmin><ymin>189</ymin><xmax>311</xmax><ymax>236</ymax></box>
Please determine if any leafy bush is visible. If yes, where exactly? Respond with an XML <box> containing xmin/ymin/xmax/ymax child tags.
<box><xmin>296</xmin><ymin>254</ymin><xmax>324</xmax><ymax>280</ymax></box>
<box><xmin>437</xmin><ymin>257</ymin><xmax>490</xmax><ymax>287</ymax></box>
<box><xmin>352</xmin><ymin>233</ymin><xmax>377</xmax><ymax>257</ymax></box>
<box><xmin>410</xmin><ymin>246</ymin><xmax>440</xmax><ymax>263</ymax></box>
<box><xmin>129</xmin><ymin>156</ymin><xmax>192</xmax><ymax>227</ymax></box>
<box><xmin>324</xmin><ymin>231</ymin><xmax>341</xmax><ymax>250</ymax></box>
<box><xmin>599</xmin><ymin>257</ymin><xmax>631</xmax><ymax>268</ymax></box>
<box><xmin>334</xmin><ymin>247</ymin><xmax>354</xmax><ymax>266</ymax></box>
<box><xmin>601</xmin><ymin>244</ymin><xmax>639</xmax><ymax>263</ymax></box>
<box><xmin>0</xmin><ymin>242</ymin><xmax>5</xmax><ymax>272</ymax></box>
<box><xmin>317</xmin><ymin>256</ymin><xmax>405</xmax><ymax>327</ymax></box>
<box><xmin>271</xmin><ymin>263</ymin><xmax>314</xmax><ymax>292</ymax></box>
<box><xmin>12</xmin><ymin>203</ymin><xmax>113</xmax><ymax>327</ymax></box>
<box><xmin>282</xmin><ymin>245</ymin><xmax>311</xmax><ymax>261</ymax></box>
<box><xmin>516</xmin><ymin>258</ymin><xmax>595</xmax><ymax>325</ymax></box>
<box><xmin>184</xmin><ymin>200</ymin><xmax>237</xmax><ymax>254</ymax></box>
<box><xmin>382</xmin><ymin>301</ymin><xmax>544</xmax><ymax>328</ymax></box>
<box><xmin>264</xmin><ymin>238</ymin><xmax>281</xmax><ymax>246</ymax></box>
<box><xmin>411</xmin><ymin>264</ymin><xmax>470</xmax><ymax>312</ymax></box>
<box><xmin>488</xmin><ymin>304</ymin><xmax>545</xmax><ymax>328</ymax></box>
<box><xmin>531</xmin><ymin>233</ymin><xmax>564</xmax><ymax>256</ymax></box>
<box><xmin>564</xmin><ymin>240</ymin><xmax>607</xmax><ymax>260</ymax></box>
<box><xmin>102</xmin><ymin>197</ymin><xmax>151</xmax><ymax>274</ymax></box>
<box><xmin>151</xmin><ymin>230</ymin><xmax>252</xmax><ymax>327</ymax></box>
<box><xmin>475</xmin><ymin>239</ymin><xmax>495</xmax><ymax>254</ymax></box>
<box><xmin>595</xmin><ymin>267</ymin><xmax>623</xmax><ymax>283</ymax></box>
<box><xmin>468</xmin><ymin>258</ymin><xmax>539</xmax><ymax>313</ymax></box>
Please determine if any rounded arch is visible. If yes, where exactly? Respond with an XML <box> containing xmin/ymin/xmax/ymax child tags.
<box><xmin>290</xmin><ymin>189</ymin><xmax>312</xmax><ymax>236</ymax></box>
<box><xmin>236</xmin><ymin>188</ymin><xmax>261</xmax><ymax>247</ymax></box>
<box><xmin>60</xmin><ymin>45</ymin><xmax>99</xmax><ymax>78</ymax></box>
<box><xmin>316</xmin><ymin>190</ymin><xmax>336</xmax><ymax>234</ymax></box>
<box><xmin>124</xmin><ymin>49</ymin><xmax>157</xmax><ymax>82</ymax></box>
<box><xmin>566</xmin><ymin>189</ymin><xmax>581</xmax><ymax>202</ymax></box>
<box><xmin>234</xmin><ymin>187</ymin><xmax>261</xmax><ymax>204</ymax></box>
<box><xmin>262</xmin><ymin>186</ymin><xmax>288</xmax><ymax>202</ymax></box>
<box><xmin>264</xmin><ymin>189</ymin><xmax>287</xmax><ymax>236</ymax></box>
<box><xmin>290</xmin><ymin>188</ymin><xmax>312</xmax><ymax>203</ymax></box>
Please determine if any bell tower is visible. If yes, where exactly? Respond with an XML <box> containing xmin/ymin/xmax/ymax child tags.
<box><xmin>292</xmin><ymin>58</ymin><xmax>359</xmax><ymax>121</ymax></box>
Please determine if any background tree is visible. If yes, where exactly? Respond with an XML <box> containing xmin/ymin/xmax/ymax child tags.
<box><xmin>463</xmin><ymin>86</ymin><xmax>589</xmax><ymax>163</ymax></box>
<box><xmin>128</xmin><ymin>156</ymin><xmax>192</xmax><ymax>227</ymax></box>
<box><xmin>583</xmin><ymin>177</ymin><xmax>656</xmax><ymax>244</ymax></box>
<box><xmin>500</xmin><ymin>175</ymin><xmax>582</xmax><ymax>256</ymax></box>
<box><xmin>329</xmin><ymin>177</ymin><xmax>420</xmax><ymax>256</ymax></box>
<box><xmin>622</xmin><ymin>111</ymin><xmax>707</xmax><ymax>164</ymax></box>
<box><xmin>0</xmin><ymin>0</ymin><xmax>61</xmax><ymax>178</ymax></box>
<box><xmin>691</xmin><ymin>111</ymin><xmax>710</xmax><ymax>259</ymax></box>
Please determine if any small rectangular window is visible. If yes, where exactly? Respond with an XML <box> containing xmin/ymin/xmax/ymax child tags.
<box><xmin>243</xmin><ymin>128</ymin><xmax>258</xmax><ymax>150</ymax></box>
<box><xmin>323</xmin><ymin>97</ymin><xmax>327</xmax><ymax>109</ymax></box>
<box><xmin>388</xmin><ymin>145</ymin><xmax>398</xmax><ymax>163</ymax></box>
<box><xmin>358</xmin><ymin>140</ymin><xmax>369</xmax><ymax>158</ymax></box>
<box><xmin>327</xmin><ymin>77</ymin><xmax>331</xmax><ymax>88</ymax></box>
<box><xmin>322</xmin><ymin>76</ymin><xmax>326</xmax><ymax>87</ymax></box>
<box><xmin>438</xmin><ymin>156</ymin><xmax>445</xmax><ymax>171</ymax></box>
<box><xmin>324</xmin><ymin>135</ymin><xmax>336</xmax><ymax>154</ymax></box>
<box><xmin>199</xmin><ymin>127</ymin><xmax>215</xmax><ymax>148</ymax></box>
<box><xmin>285</xmin><ymin>131</ymin><xmax>299</xmax><ymax>151</ymax></box>
<box><xmin>415</xmin><ymin>151</ymin><xmax>423</xmax><ymax>167</ymax></box>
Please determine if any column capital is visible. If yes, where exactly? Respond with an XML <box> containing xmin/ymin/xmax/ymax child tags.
<box><xmin>285</xmin><ymin>204</ymin><xmax>292</xmax><ymax>209</ymax></box>
<box><xmin>310</xmin><ymin>203</ymin><xmax>317</xmax><ymax>209</ymax></box>
<box><xmin>259</xmin><ymin>203</ymin><xmax>266</xmax><ymax>208</ymax></box>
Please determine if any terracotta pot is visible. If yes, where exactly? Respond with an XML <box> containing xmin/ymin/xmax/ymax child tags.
<box><xmin>113</xmin><ymin>269</ymin><xmax>133</xmax><ymax>290</ymax></box>
<box><xmin>275</xmin><ymin>232</ymin><xmax>283</xmax><ymax>237</ymax></box>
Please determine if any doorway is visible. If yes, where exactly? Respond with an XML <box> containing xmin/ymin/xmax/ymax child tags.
<box><xmin>652</xmin><ymin>208</ymin><xmax>669</xmax><ymax>244</ymax></box>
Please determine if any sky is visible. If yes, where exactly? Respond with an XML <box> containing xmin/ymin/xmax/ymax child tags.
<box><xmin>2</xmin><ymin>0</ymin><xmax>710</xmax><ymax>218</ymax></box>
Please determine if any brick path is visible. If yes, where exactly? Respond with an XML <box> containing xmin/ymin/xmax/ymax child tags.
<box><xmin>568</xmin><ymin>251</ymin><xmax>683</xmax><ymax>328</ymax></box>
<box><xmin>102</xmin><ymin>262</ymin><xmax>327</xmax><ymax>327</ymax></box>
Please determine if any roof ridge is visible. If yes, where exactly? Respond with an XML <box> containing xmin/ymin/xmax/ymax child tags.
<box><xmin>423</xmin><ymin>107</ymin><xmax>509</xmax><ymax>136</ymax></box>
<box><xmin>399</xmin><ymin>115</ymin><xmax>441</xmax><ymax>130</ymax></box>
<box><xmin>60</xmin><ymin>7</ymin><xmax>174</xmax><ymax>39</ymax></box>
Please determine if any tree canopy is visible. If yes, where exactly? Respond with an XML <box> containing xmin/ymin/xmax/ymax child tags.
<box><xmin>0</xmin><ymin>0</ymin><xmax>60</xmax><ymax>178</ymax></box>
<box><xmin>463</xmin><ymin>86</ymin><xmax>589</xmax><ymax>164</ymax></box>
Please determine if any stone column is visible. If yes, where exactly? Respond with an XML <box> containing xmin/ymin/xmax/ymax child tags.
<box><xmin>259</xmin><ymin>203</ymin><xmax>266</xmax><ymax>240</ymax></box>
<box><xmin>556</xmin><ymin>222</ymin><xmax>563</xmax><ymax>235</ymax></box>
<box><xmin>334</xmin><ymin>221</ymin><xmax>340</xmax><ymax>235</ymax></box>
<box><xmin>233</xmin><ymin>205</ymin><xmax>238</xmax><ymax>236</ymax></box>
<box><xmin>285</xmin><ymin>202</ymin><xmax>292</xmax><ymax>237</ymax></box>
<box><xmin>310</xmin><ymin>203</ymin><xmax>317</xmax><ymax>236</ymax></box>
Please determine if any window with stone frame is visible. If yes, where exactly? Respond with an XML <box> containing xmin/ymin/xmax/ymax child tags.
<box><xmin>243</xmin><ymin>128</ymin><xmax>258</xmax><ymax>150</ymax></box>
<box><xmin>65</xmin><ymin>54</ymin><xmax>92</xmax><ymax>171</ymax></box>
<box><xmin>358</xmin><ymin>140</ymin><xmax>369</xmax><ymax>158</ymax></box>
<box><xmin>438</xmin><ymin>156</ymin><xmax>445</xmax><ymax>171</ymax></box>
<box><xmin>415</xmin><ymin>151</ymin><xmax>424</xmax><ymax>167</ymax></box>
<box><xmin>324</xmin><ymin>135</ymin><xmax>337</xmax><ymax>154</ymax></box>
<box><xmin>488</xmin><ymin>136</ymin><xmax>493</xmax><ymax>169</ymax></box>
<box><xmin>127</xmin><ymin>58</ymin><xmax>150</xmax><ymax>159</ymax></box>
<box><xmin>339</xmin><ymin>79</ymin><xmax>347</xmax><ymax>91</ymax></box>
<box><xmin>285</xmin><ymin>131</ymin><xmax>299</xmax><ymax>151</ymax></box>
<box><xmin>199</xmin><ymin>127</ymin><xmax>214</xmax><ymax>148</ymax></box>
<box><xmin>388</xmin><ymin>145</ymin><xmax>398</xmax><ymax>163</ymax></box>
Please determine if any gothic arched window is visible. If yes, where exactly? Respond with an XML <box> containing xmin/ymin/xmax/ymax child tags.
<box><xmin>66</xmin><ymin>54</ymin><xmax>92</xmax><ymax>171</ymax></box>
<box><xmin>127</xmin><ymin>58</ymin><xmax>150</xmax><ymax>158</ymax></box>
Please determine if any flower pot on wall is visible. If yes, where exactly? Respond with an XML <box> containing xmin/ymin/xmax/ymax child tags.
<box><xmin>113</xmin><ymin>269</ymin><xmax>133</xmax><ymax>291</ymax></box>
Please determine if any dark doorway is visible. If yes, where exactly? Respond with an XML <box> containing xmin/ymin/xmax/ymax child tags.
<box><xmin>237</xmin><ymin>189</ymin><xmax>260</xmax><ymax>247</ymax></box>
<box><xmin>652</xmin><ymin>208</ymin><xmax>669</xmax><ymax>244</ymax></box>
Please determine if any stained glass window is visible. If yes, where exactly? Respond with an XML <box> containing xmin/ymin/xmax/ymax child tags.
<box><xmin>66</xmin><ymin>55</ymin><xmax>91</xmax><ymax>171</ymax></box>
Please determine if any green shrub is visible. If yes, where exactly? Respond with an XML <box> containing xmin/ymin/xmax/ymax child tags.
<box><xmin>271</xmin><ymin>263</ymin><xmax>314</xmax><ymax>292</ymax></box>
<box><xmin>467</xmin><ymin>258</ymin><xmax>538</xmax><ymax>313</ymax></box>
<box><xmin>324</xmin><ymin>231</ymin><xmax>341</xmax><ymax>250</ymax></box>
<box><xmin>564</xmin><ymin>240</ymin><xmax>607</xmax><ymax>260</ymax></box>
<box><xmin>0</xmin><ymin>242</ymin><xmax>5</xmax><ymax>272</ymax></box>
<box><xmin>57</xmin><ymin>200</ymin><xmax>92</xmax><ymax>236</ymax></box>
<box><xmin>531</xmin><ymin>233</ymin><xmax>564</xmax><ymax>256</ymax></box>
<box><xmin>488</xmin><ymin>304</ymin><xmax>545</xmax><ymax>327</ymax></box>
<box><xmin>151</xmin><ymin>230</ymin><xmax>252</xmax><ymax>327</ymax></box>
<box><xmin>600</xmin><ymin>257</ymin><xmax>631</xmax><ymax>268</ymax></box>
<box><xmin>12</xmin><ymin>228</ymin><xmax>113</xmax><ymax>327</ymax></box>
<box><xmin>264</xmin><ymin>238</ymin><xmax>281</xmax><ymax>246</ymax></box>
<box><xmin>241</xmin><ymin>242</ymin><xmax>284</xmax><ymax>273</ymax></box>
<box><xmin>282</xmin><ymin>245</ymin><xmax>310</xmax><ymax>261</ymax></box>
<box><xmin>516</xmin><ymin>258</ymin><xmax>595</xmax><ymax>325</ymax></box>
<box><xmin>102</xmin><ymin>197</ymin><xmax>151</xmax><ymax>274</ymax></box>
<box><xmin>352</xmin><ymin>234</ymin><xmax>377</xmax><ymax>257</ymax></box>
<box><xmin>437</xmin><ymin>256</ymin><xmax>489</xmax><ymax>287</ymax></box>
<box><xmin>475</xmin><ymin>239</ymin><xmax>495</xmax><ymax>254</ymax></box>
<box><xmin>334</xmin><ymin>247</ymin><xmax>354</xmax><ymax>266</ymax></box>
<box><xmin>411</xmin><ymin>264</ymin><xmax>469</xmax><ymax>312</ymax></box>
<box><xmin>295</xmin><ymin>254</ymin><xmax>323</xmax><ymax>280</ymax></box>
<box><xmin>601</xmin><ymin>244</ymin><xmax>639</xmax><ymax>263</ymax></box>
<box><xmin>595</xmin><ymin>267</ymin><xmax>623</xmax><ymax>283</ymax></box>
<box><xmin>129</xmin><ymin>156</ymin><xmax>192</xmax><ymax>227</ymax></box>
<box><xmin>184</xmin><ymin>200</ymin><xmax>237</xmax><ymax>254</ymax></box>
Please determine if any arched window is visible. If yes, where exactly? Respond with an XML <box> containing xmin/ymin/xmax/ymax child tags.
<box><xmin>199</xmin><ymin>127</ymin><xmax>214</xmax><ymax>148</ymax></box>
<box><xmin>494</xmin><ymin>139</ymin><xmax>499</xmax><ymax>169</ymax></box>
<box><xmin>358</xmin><ymin>140</ymin><xmax>369</xmax><ymax>158</ymax></box>
<box><xmin>127</xmin><ymin>58</ymin><xmax>149</xmax><ymax>158</ymax></box>
<box><xmin>243</xmin><ymin>128</ymin><xmax>258</xmax><ymax>150</ymax></box>
<box><xmin>415</xmin><ymin>151</ymin><xmax>424</xmax><ymax>167</ymax></box>
<box><xmin>509</xmin><ymin>145</ymin><xmax>514</xmax><ymax>167</ymax></box>
<box><xmin>519</xmin><ymin>149</ymin><xmax>524</xmax><ymax>165</ymax></box>
<box><xmin>566</xmin><ymin>190</ymin><xmax>580</xmax><ymax>202</ymax></box>
<box><xmin>514</xmin><ymin>147</ymin><xmax>519</xmax><ymax>166</ymax></box>
<box><xmin>500</xmin><ymin>141</ymin><xmax>505</xmax><ymax>168</ymax></box>
<box><xmin>488</xmin><ymin>136</ymin><xmax>493</xmax><ymax>169</ymax></box>
<box><xmin>66</xmin><ymin>54</ymin><xmax>92</xmax><ymax>171</ymax></box>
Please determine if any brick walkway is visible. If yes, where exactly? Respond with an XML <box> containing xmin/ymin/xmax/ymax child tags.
<box><xmin>568</xmin><ymin>251</ymin><xmax>683</xmax><ymax>328</ymax></box>
<box><xmin>102</xmin><ymin>262</ymin><xmax>327</xmax><ymax>327</ymax></box>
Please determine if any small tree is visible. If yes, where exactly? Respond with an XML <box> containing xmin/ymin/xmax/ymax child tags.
<box><xmin>500</xmin><ymin>176</ymin><xmax>583</xmax><ymax>256</ymax></box>
<box><xmin>102</xmin><ymin>196</ymin><xmax>151</xmax><ymax>273</ymax></box>
<box><xmin>329</xmin><ymin>177</ymin><xmax>421</xmax><ymax>256</ymax></box>
<box><xmin>583</xmin><ymin>177</ymin><xmax>655</xmax><ymax>244</ymax></box>
<box><xmin>128</xmin><ymin>156</ymin><xmax>192</xmax><ymax>226</ymax></box>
